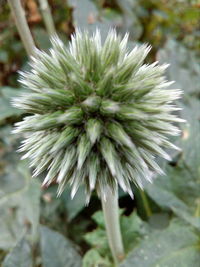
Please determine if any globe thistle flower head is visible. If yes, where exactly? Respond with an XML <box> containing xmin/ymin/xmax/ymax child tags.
<box><xmin>13</xmin><ymin>29</ymin><xmax>184</xmax><ymax>201</ymax></box>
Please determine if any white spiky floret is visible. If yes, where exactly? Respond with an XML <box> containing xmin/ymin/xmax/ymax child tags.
<box><xmin>13</xmin><ymin>29</ymin><xmax>184</xmax><ymax>201</ymax></box>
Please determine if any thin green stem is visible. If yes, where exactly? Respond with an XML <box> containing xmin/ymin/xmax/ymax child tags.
<box><xmin>38</xmin><ymin>0</ymin><xmax>56</xmax><ymax>36</ymax></box>
<box><xmin>101</xmin><ymin>187</ymin><xmax>125</xmax><ymax>265</ymax></box>
<box><xmin>139</xmin><ymin>189</ymin><xmax>152</xmax><ymax>218</ymax></box>
<box><xmin>194</xmin><ymin>198</ymin><xmax>200</xmax><ymax>217</ymax></box>
<box><xmin>8</xmin><ymin>0</ymin><xmax>36</xmax><ymax>57</ymax></box>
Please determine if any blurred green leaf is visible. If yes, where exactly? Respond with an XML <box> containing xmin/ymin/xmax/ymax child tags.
<box><xmin>0</xmin><ymin>126</ymin><xmax>26</xmax><ymax>203</ymax></box>
<box><xmin>91</xmin><ymin>210</ymin><xmax>107</xmax><ymax>229</ymax></box>
<box><xmin>0</xmin><ymin>159</ymin><xmax>26</xmax><ymax>203</ymax></box>
<box><xmin>62</xmin><ymin>186</ymin><xmax>86</xmax><ymax>222</ymax></box>
<box><xmin>157</xmin><ymin>40</ymin><xmax>200</xmax><ymax>96</ymax></box>
<box><xmin>116</xmin><ymin>0</ymin><xmax>143</xmax><ymax>40</ymax></box>
<box><xmin>179</xmin><ymin>99</ymin><xmax>200</xmax><ymax>176</ymax></box>
<box><xmin>0</xmin><ymin>180</ymin><xmax>41</xmax><ymax>249</ymax></box>
<box><xmin>17</xmin><ymin>176</ymin><xmax>41</xmax><ymax>240</ymax></box>
<box><xmin>68</xmin><ymin>0</ymin><xmax>118</xmax><ymax>40</ymax></box>
<box><xmin>148</xmin><ymin>213</ymin><xmax>170</xmax><ymax>229</ymax></box>
<box><xmin>143</xmin><ymin>98</ymin><xmax>200</xmax><ymax>229</ymax></box>
<box><xmin>121</xmin><ymin>212</ymin><xmax>148</xmax><ymax>252</ymax></box>
<box><xmin>84</xmin><ymin>226</ymin><xmax>109</xmax><ymax>257</ymax></box>
<box><xmin>0</xmin><ymin>158</ymin><xmax>41</xmax><ymax>248</ymax></box>
<box><xmin>144</xmin><ymin>171</ymin><xmax>200</xmax><ymax>230</ymax></box>
<box><xmin>40</xmin><ymin>225</ymin><xmax>82</xmax><ymax>267</ymax></box>
<box><xmin>84</xmin><ymin>210</ymin><xmax>148</xmax><ymax>263</ymax></box>
<box><xmin>83</xmin><ymin>249</ymin><xmax>111</xmax><ymax>267</ymax></box>
<box><xmin>0</xmin><ymin>204</ymin><xmax>21</xmax><ymax>250</ymax></box>
<box><xmin>120</xmin><ymin>219</ymin><xmax>200</xmax><ymax>267</ymax></box>
<box><xmin>2</xmin><ymin>238</ymin><xmax>32</xmax><ymax>267</ymax></box>
<box><xmin>0</xmin><ymin>50</ymin><xmax>9</xmax><ymax>64</ymax></box>
<box><xmin>0</xmin><ymin>87</ymin><xmax>24</xmax><ymax>124</ymax></box>
<box><xmin>33</xmin><ymin>28</ymin><xmax>51</xmax><ymax>51</ymax></box>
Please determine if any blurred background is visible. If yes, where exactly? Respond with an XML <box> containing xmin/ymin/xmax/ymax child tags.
<box><xmin>0</xmin><ymin>0</ymin><xmax>200</xmax><ymax>266</ymax></box>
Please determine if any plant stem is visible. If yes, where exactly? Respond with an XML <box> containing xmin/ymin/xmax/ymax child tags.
<box><xmin>139</xmin><ymin>189</ymin><xmax>152</xmax><ymax>218</ymax></box>
<box><xmin>8</xmin><ymin>0</ymin><xmax>36</xmax><ymax>57</ymax></box>
<box><xmin>194</xmin><ymin>198</ymin><xmax>200</xmax><ymax>217</ymax></box>
<box><xmin>38</xmin><ymin>0</ymin><xmax>56</xmax><ymax>36</ymax></box>
<box><xmin>101</xmin><ymin>187</ymin><xmax>125</xmax><ymax>265</ymax></box>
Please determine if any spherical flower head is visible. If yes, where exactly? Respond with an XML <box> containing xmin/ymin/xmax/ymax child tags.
<box><xmin>13</xmin><ymin>29</ymin><xmax>184</xmax><ymax>202</ymax></box>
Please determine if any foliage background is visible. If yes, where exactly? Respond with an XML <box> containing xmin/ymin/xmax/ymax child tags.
<box><xmin>0</xmin><ymin>0</ymin><xmax>200</xmax><ymax>266</ymax></box>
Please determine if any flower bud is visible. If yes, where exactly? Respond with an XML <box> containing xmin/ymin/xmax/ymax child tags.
<box><xmin>13</xmin><ymin>29</ymin><xmax>183</xmax><ymax>200</ymax></box>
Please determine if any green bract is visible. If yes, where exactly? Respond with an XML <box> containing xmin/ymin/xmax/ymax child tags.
<box><xmin>13</xmin><ymin>29</ymin><xmax>184</xmax><ymax>201</ymax></box>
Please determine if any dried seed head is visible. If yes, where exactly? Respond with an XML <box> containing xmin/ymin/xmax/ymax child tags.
<box><xmin>13</xmin><ymin>29</ymin><xmax>184</xmax><ymax>201</ymax></box>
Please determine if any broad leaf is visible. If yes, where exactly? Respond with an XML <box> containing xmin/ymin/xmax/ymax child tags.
<box><xmin>62</xmin><ymin>186</ymin><xmax>86</xmax><ymax>222</ymax></box>
<box><xmin>2</xmin><ymin>238</ymin><xmax>32</xmax><ymax>267</ymax></box>
<box><xmin>144</xmin><ymin>172</ymin><xmax>200</xmax><ymax>230</ymax></box>
<box><xmin>120</xmin><ymin>219</ymin><xmax>200</xmax><ymax>267</ymax></box>
<box><xmin>179</xmin><ymin>99</ymin><xmax>200</xmax><ymax>176</ymax></box>
<box><xmin>116</xmin><ymin>0</ymin><xmax>142</xmax><ymax>40</ymax></box>
<box><xmin>40</xmin><ymin>226</ymin><xmax>82</xmax><ymax>267</ymax></box>
<box><xmin>0</xmin><ymin>87</ymin><xmax>24</xmax><ymax>123</ymax></box>
<box><xmin>144</xmin><ymin>99</ymin><xmax>200</xmax><ymax>229</ymax></box>
<box><xmin>157</xmin><ymin>40</ymin><xmax>200</xmax><ymax>96</ymax></box>
<box><xmin>83</xmin><ymin>249</ymin><xmax>111</xmax><ymax>267</ymax></box>
<box><xmin>84</xmin><ymin>210</ymin><xmax>148</xmax><ymax>264</ymax></box>
<box><xmin>0</xmin><ymin>128</ymin><xmax>41</xmax><ymax>248</ymax></box>
<box><xmin>68</xmin><ymin>0</ymin><xmax>117</xmax><ymax>40</ymax></box>
<box><xmin>0</xmin><ymin>176</ymin><xmax>41</xmax><ymax>249</ymax></box>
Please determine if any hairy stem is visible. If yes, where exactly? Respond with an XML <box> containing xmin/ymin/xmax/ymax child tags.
<box><xmin>139</xmin><ymin>189</ymin><xmax>152</xmax><ymax>218</ymax></box>
<box><xmin>8</xmin><ymin>0</ymin><xmax>36</xmax><ymax>57</ymax></box>
<box><xmin>38</xmin><ymin>0</ymin><xmax>56</xmax><ymax>36</ymax></box>
<box><xmin>101</xmin><ymin>187</ymin><xmax>125</xmax><ymax>265</ymax></box>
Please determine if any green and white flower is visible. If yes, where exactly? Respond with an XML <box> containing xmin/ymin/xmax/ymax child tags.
<box><xmin>13</xmin><ymin>29</ymin><xmax>184</xmax><ymax>201</ymax></box>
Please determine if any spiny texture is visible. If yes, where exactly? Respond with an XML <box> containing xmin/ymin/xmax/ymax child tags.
<box><xmin>13</xmin><ymin>29</ymin><xmax>184</xmax><ymax>201</ymax></box>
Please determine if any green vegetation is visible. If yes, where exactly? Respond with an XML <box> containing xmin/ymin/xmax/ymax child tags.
<box><xmin>0</xmin><ymin>0</ymin><xmax>200</xmax><ymax>266</ymax></box>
